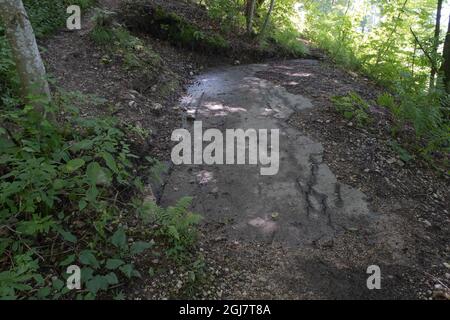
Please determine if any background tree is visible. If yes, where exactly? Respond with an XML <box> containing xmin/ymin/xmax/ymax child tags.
<box><xmin>260</xmin><ymin>0</ymin><xmax>276</xmax><ymax>37</ymax></box>
<box><xmin>0</xmin><ymin>0</ymin><xmax>51</xmax><ymax>111</ymax></box>
<box><xmin>430</xmin><ymin>0</ymin><xmax>443</xmax><ymax>88</ymax></box>
<box><xmin>440</xmin><ymin>14</ymin><xmax>450</xmax><ymax>93</ymax></box>
<box><xmin>246</xmin><ymin>0</ymin><xmax>257</xmax><ymax>34</ymax></box>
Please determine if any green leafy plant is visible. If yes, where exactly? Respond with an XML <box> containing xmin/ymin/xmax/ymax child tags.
<box><xmin>270</xmin><ymin>27</ymin><xmax>308</xmax><ymax>57</ymax></box>
<box><xmin>138</xmin><ymin>197</ymin><xmax>202</xmax><ymax>261</ymax></box>
<box><xmin>0</xmin><ymin>0</ymin><xmax>203</xmax><ymax>300</ymax></box>
<box><xmin>0</xmin><ymin>89</ymin><xmax>192</xmax><ymax>299</ymax></box>
<box><xmin>332</xmin><ymin>92</ymin><xmax>372</xmax><ymax>127</ymax></box>
<box><xmin>389</xmin><ymin>140</ymin><xmax>414</xmax><ymax>163</ymax></box>
<box><xmin>377</xmin><ymin>84</ymin><xmax>450</xmax><ymax>163</ymax></box>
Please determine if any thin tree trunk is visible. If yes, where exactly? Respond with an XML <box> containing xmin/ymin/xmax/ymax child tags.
<box><xmin>430</xmin><ymin>0</ymin><xmax>443</xmax><ymax>88</ymax></box>
<box><xmin>246</xmin><ymin>0</ymin><xmax>257</xmax><ymax>35</ymax></box>
<box><xmin>440</xmin><ymin>14</ymin><xmax>450</xmax><ymax>93</ymax></box>
<box><xmin>375</xmin><ymin>0</ymin><xmax>408</xmax><ymax>67</ymax></box>
<box><xmin>411</xmin><ymin>41</ymin><xmax>417</xmax><ymax>76</ymax></box>
<box><xmin>259</xmin><ymin>0</ymin><xmax>275</xmax><ymax>37</ymax></box>
<box><xmin>0</xmin><ymin>0</ymin><xmax>52</xmax><ymax>113</ymax></box>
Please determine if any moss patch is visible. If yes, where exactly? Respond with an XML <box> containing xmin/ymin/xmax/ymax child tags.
<box><xmin>121</xmin><ymin>4</ymin><xmax>229</xmax><ymax>54</ymax></box>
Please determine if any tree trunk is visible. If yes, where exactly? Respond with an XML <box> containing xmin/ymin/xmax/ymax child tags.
<box><xmin>246</xmin><ymin>0</ymin><xmax>257</xmax><ymax>35</ymax></box>
<box><xmin>440</xmin><ymin>15</ymin><xmax>450</xmax><ymax>93</ymax></box>
<box><xmin>430</xmin><ymin>0</ymin><xmax>443</xmax><ymax>88</ymax></box>
<box><xmin>259</xmin><ymin>0</ymin><xmax>275</xmax><ymax>37</ymax></box>
<box><xmin>375</xmin><ymin>0</ymin><xmax>408</xmax><ymax>67</ymax></box>
<box><xmin>0</xmin><ymin>0</ymin><xmax>52</xmax><ymax>112</ymax></box>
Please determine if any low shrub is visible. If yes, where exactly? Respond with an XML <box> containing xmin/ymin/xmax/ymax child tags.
<box><xmin>332</xmin><ymin>92</ymin><xmax>372</xmax><ymax>127</ymax></box>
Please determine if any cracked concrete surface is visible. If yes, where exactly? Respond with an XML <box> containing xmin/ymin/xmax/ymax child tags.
<box><xmin>161</xmin><ymin>62</ymin><xmax>376</xmax><ymax>246</ymax></box>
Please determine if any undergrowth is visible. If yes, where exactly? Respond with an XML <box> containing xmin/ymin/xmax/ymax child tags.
<box><xmin>152</xmin><ymin>8</ymin><xmax>229</xmax><ymax>52</ymax></box>
<box><xmin>269</xmin><ymin>27</ymin><xmax>308</xmax><ymax>57</ymax></box>
<box><xmin>333</xmin><ymin>91</ymin><xmax>449</xmax><ymax>171</ymax></box>
<box><xmin>332</xmin><ymin>92</ymin><xmax>372</xmax><ymax>127</ymax></box>
<box><xmin>377</xmin><ymin>87</ymin><xmax>450</xmax><ymax>168</ymax></box>
<box><xmin>0</xmin><ymin>2</ymin><xmax>202</xmax><ymax>300</ymax></box>
<box><xmin>0</xmin><ymin>92</ymin><xmax>201</xmax><ymax>299</ymax></box>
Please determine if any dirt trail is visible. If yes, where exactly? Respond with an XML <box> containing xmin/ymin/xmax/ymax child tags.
<box><xmin>40</xmin><ymin>0</ymin><xmax>449</xmax><ymax>300</ymax></box>
<box><xmin>161</xmin><ymin>60</ymin><xmax>449</xmax><ymax>300</ymax></box>
<box><xmin>162</xmin><ymin>62</ymin><xmax>375</xmax><ymax>246</ymax></box>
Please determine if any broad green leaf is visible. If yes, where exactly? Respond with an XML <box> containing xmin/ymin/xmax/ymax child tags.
<box><xmin>71</xmin><ymin>139</ymin><xmax>94</xmax><ymax>152</ymax></box>
<box><xmin>81</xmin><ymin>267</ymin><xmax>94</xmax><ymax>281</ymax></box>
<box><xmin>86</xmin><ymin>275</ymin><xmax>108</xmax><ymax>294</ymax></box>
<box><xmin>79</xmin><ymin>250</ymin><xmax>100</xmax><ymax>269</ymax></box>
<box><xmin>104</xmin><ymin>272</ymin><xmax>119</xmax><ymax>285</ymax></box>
<box><xmin>86</xmin><ymin>162</ymin><xmax>101</xmax><ymax>185</ymax></box>
<box><xmin>119</xmin><ymin>264</ymin><xmax>134</xmax><ymax>278</ymax></box>
<box><xmin>36</xmin><ymin>287</ymin><xmax>51</xmax><ymax>299</ymax></box>
<box><xmin>52</xmin><ymin>278</ymin><xmax>64</xmax><ymax>291</ymax></box>
<box><xmin>34</xmin><ymin>274</ymin><xmax>45</xmax><ymax>286</ymax></box>
<box><xmin>86</xmin><ymin>186</ymin><xmax>99</xmax><ymax>202</ymax></box>
<box><xmin>102</xmin><ymin>152</ymin><xmax>118</xmax><ymax>173</ymax></box>
<box><xmin>111</xmin><ymin>228</ymin><xmax>127</xmax><ymax>249</ymax></box>
<box><xmin>60</xmin><ymin>255</ymin><xmax>76</xmax><ymax>267</ymax></box>
<box><xmin>86</xmin><ymin>162</ymin><xmax>110</xmax><ymax>186</ymax></box>
<box><xmin>59</xmin><ymin>230</ymin><xmax>77</xmax><ymax>243</ymax></box>
<box><xmin>53</xmin><ymin>179</ymin><xmax>66</xmax><ymax>190</ymax></box>
<box><xmin>79</xmin><ymin>200</ymin><xmax>87</xmax><ymax>211</ymax></box>
<box><xmin>65</xmin><ymin>158</ymin><xmax>85</xmax><ymax>173</ymax></box>
<box><xmin>105</xmin><ymin>259</ymin><xmax>124</xmax><ymax>270</ymax></box>
<box><xmin>130</xmin><ymin>241</ymin><xmax>153</xmax><ymax>255</ymax></box>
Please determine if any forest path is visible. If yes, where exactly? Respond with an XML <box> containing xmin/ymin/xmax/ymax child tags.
<box><xmin>41</xmin><ymin>0</ymin><xmax>448</xmax><ymax>299</ymax></box>
<box><xmin>161</xmin><ymin>61</ymin><xmax>375</xmax><ymax>246</ymax></box>
<box><xmin>160</xmin><ymin>60</ymin><xmax>449</xmax><ymax>299</ymax></box>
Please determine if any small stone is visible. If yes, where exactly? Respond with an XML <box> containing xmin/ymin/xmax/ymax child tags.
<box><xmin>422</xmin><ymin>220</ymin><xmax>432</xmax><ymax>227</ymax></box>
<box><xmin>210</xmin><ymin>187</ymin><xmax>219</xmax><ymax>194</ymax></box>
<box><xmin>151</xmin><ymin>103</ymin><xmax>163</xmax><ymax>112</ymax></box>
<box><xmin>432</xmin><ymin>290</ymin><xmax>450</xmax><ymax>300</ymax></box>
<box><xmin>347</xmin><ymin>122</ymin><xmax>353</xmax><ymax>127</ymax></box>
<box><xmin>386</xmin><ymin>158</ymin><xmax>396</xmax><ymax>164</ymax></box>
<box><xmin>143</xmin><ymin>185</ymin><xmax>156</xmax><ymax>203</ymax></box>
